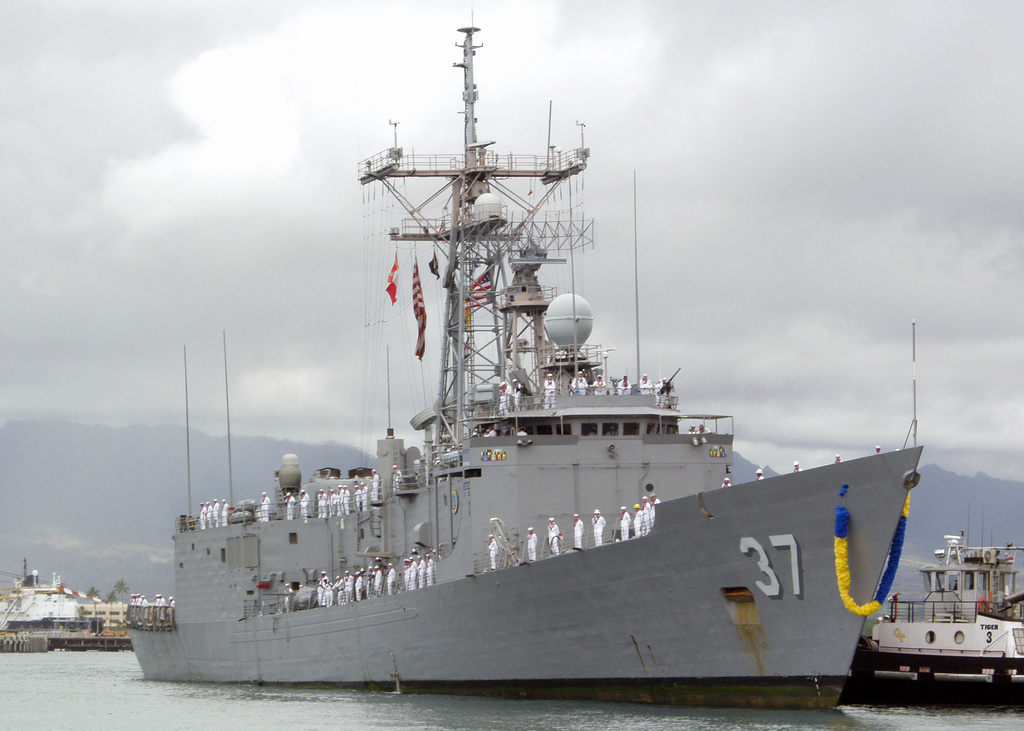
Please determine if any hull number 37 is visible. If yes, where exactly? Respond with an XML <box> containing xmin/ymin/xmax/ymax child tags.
<box><xmin>740</xmin><ymin>535</ymin><xmax>802</xmax><ymax>598</ymax></box>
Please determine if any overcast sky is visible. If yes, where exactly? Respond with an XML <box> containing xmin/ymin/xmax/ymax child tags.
<box><xmin>3</xmin><ymin>1</ymin><xmax>1023</xmax><ymax>481</ymax></box>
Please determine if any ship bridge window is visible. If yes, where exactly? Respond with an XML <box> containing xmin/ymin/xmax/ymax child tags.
<box><xmin>665</xmin><ymin>424</ymin><xmax>678</xmax><ymax>434</ymax></box>
<box><xmin>602</xmin><ymin>423</ymin><xmax>619</xmax><ymax>436</ymax></box>
<box><xmin>623</xmin><ymin>422</ymin><xmax>640</xmax><ymax>436</ymax></box>
<box><xmin>536</xmin><ymin>424</ymin><xmax>553</xmax><ymax>436</ymax></box>
<box><xmin>556</xmin><ymin>424</ymin><xmax>572</xmax><ymax>436</ymax></box>
<box><xmin>581</xmin><ymin>423</ymin><xmax>598</xmax><ymax>436</ymax></box>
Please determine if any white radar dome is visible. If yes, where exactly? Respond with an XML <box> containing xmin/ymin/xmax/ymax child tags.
<box><xmin>545</xmin><ymin>294</ymin><xmax>594</xmax><ymax>347</ymax></box>
<box><xmin>278</xmin><ymin>454</ymin><xmax>301</xmax><ymax>489</ymax></box>
<box><xmin>473</xmin><ymin>192</ymin><xmax>502</xmax><ymax>220</ymax></box>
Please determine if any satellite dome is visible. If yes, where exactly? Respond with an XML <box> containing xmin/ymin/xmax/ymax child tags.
<box><xmin>278</xmin><ymin>454</ymin><xmax>301</xmax><ymax>489</ymax></box>
<box><xmin>545</xmin><ymin>293</ymin><xmax>594</xmax><ymax>347</ymax></box>
<box><xmin>473</xmin><ymin>192</ymin><xmax>502</xmax><ymax>221</ymax></box>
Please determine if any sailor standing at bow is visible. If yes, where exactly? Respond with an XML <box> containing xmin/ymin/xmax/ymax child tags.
<box><xmin>286</xmin><ymin>493</ymin><xmax>296</xmax><ymax>520</ymax></box>
<box><xmin>547</xmin><ymin>517</ymin><xmax>561</xmax><ymax>556</ymax></box>
<box><xmin>526</xmin><ymin>528</ymin><xmax>538</xmax><ymax>562</ymax></box>
<box><xmin>299</xmin><ymin>489</ymin><xmax>310</xmax><ymax>518</ymax></box>
<box><xmin>619</xmin><ymin>506</ymin><xmax>631</xmax><ymax>540</ymax></box>
<box><xmin>260</xmin><ymin>492</ymin><xmax>271</xmax><ymax>522</ymax></box>
<box><xmin>392</xmin><ymin>466</ymin><xmax>403</xmax><ymax>494</ymax></box>
<box><xmin>592</xmin><ymin>510</ymin><xmax>606</xmax><ymax>547</ymax></box>
<box><xmin>573</xmin><ymin>514</ymin><xmax>584</xmax><ymax>550</ymax></box>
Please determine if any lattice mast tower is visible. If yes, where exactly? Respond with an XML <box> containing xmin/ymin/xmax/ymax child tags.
<box><xmin>358</xmin><ymin>27</ymin><xmax>591</xmax><ymax>447</ymax></box>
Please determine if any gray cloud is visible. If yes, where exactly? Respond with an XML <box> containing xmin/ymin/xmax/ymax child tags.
<box><xmin>3</xmin><ymin>1</ymin><xmax>1023</xmax><ymax>479</ymax></box>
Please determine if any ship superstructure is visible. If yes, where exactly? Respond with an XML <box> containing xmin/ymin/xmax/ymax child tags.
<box><xmin>130</xmin><ymin>27</ymin><xmax>923</xmax><ymax>708</ymax></box>
<box><xmin>1</xmin><ymin>565</ymin><xmax>103</xmax><ymax>634</ymax></box>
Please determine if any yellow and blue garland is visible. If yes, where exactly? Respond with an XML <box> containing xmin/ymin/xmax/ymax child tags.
<box><xmin>834</xmin><ymin>483</ymin><xmax>910</xmax><ymax>616</ymax></box>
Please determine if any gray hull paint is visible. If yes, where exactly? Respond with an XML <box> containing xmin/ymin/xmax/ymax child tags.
<box><xmin>133</xmin><ymin>448</ymin><xmax>921</xmax><ymax>705</ymax></box>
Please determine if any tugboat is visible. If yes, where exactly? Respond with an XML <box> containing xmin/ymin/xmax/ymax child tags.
<box><xmin>842</xmin><ymin>533</ymin><xmax>1024</xmax><ymax>704</ymax></box>
<box><xmin>129</xmin><ymin>26</ymin><xmax>923</xmax><ymax>708</ymax></box>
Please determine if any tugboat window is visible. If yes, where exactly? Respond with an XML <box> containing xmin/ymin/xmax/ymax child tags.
<box><xmin>925</xmin><ymin>631</ymin><xmax>936</xmax><ymax>644</ymax></box>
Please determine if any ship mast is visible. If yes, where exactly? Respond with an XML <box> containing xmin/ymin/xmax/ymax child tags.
<box><xmin>359</xmin><ymin>27</ymin><xmax>591</xmax><ymax>448</ymax></box>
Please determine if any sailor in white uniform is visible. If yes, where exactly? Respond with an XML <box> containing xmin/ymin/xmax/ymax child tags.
<box><xmin>573</xmin><ymin>514</ymin><xmax>584</xmax><ymax>550</ymax></box>
<box><xmin>618</xmin><ymin>375</ymin><xmax>631</xmax><ymax>395</ymax></box>
<box><xmin>512</xmin><ymin>379</ymin><xmax>523</xmax><ymax>411</ymax></box>
<box><xmin>755</xmin><ymin>469</ymin><xmax>764</xmax><ymax>480</ymax></box>
<box><xmin>592</xmin><ymin>375</ymin><xmax>607</xmax><ymax>396</ymax></box>
<box><xmin>633</xmin><ymin>503</ymin><xmax>644</xmax><ymax>537</ymax></box>
<box><xmin>354</xmin><ymin>571</ymin><xmax>364</xmax><ymax>602</ymax></box>
<box><xmin>592</xmin><ymin>509</ymin><xmax>606</xmax><ymax>546</ymax></box>
<box><xmin>220</xmin><ymin>499</ymin><xmax>229</xmax><ymax>527</ymax></box>
<box><xmin>654</xmin><ymin>378</ymin><xmax>666</xmax><ymax>407</ymax></box>
<box><xmin>298</xmin><ymin>490</ymin><xmax>309</xmax><ymax>518</ymax></box>
<box><xmin>649</xmin><ymin>493</ymin><xmax>659</xmax><ymax>527</ymax></box>
<box><xmin>547</xmin><ymin>517</ymin><xmax>561</xmax><ymax>556</ymax></box>
<box><xmin>543</xmin><ymin>374</ymin><xmax>557</xmax><ymax>409</ymax></box>
<box><xmin>573</xmin><ymin>373</ymin><xmax>588</xmax><ymax>395</ymax></box>
<box><xmin>260</xmin><ymin>493</ymin><xmax>271</xmax><ymax>522</ymax></box>
<box><xmin>371</xmin><ymin>469</ymin><xmax>381</xmax><ymax>498</ymax></box>
<box><xmin>386</xmin><ymin>564</ymin><xmax>397</xmax><ymax>595</ymax></box>
<box><xmin>641</xmin><ymin>496</ymin><xmax>653</xmax><ymax>535</ymax></box>
<box><xmin>619</xmin><ymin>506</ymin><xmax>631</xmax><ymax>540</ymax></box>
<box><xmin>639</xmin><ymin>374</ymin><xmax>652</xmax><ymax>395</ymax></box>
<box><xmin>342</xmin><ymin>571</ymin><xmax>353</xmax><ymax>603</ymax></box>
<box><xmin>374</xmin><ymin>566</ymin><xmax>384</xmax><ymax>597</ymax></box>
<box><xmin>526</xmin><ymin>528</ymin><xmax>538</xmax><ymax>562</ymax></box>
<box><xmin>499</xmin><ymin>381</ymin><xmax>511</xmax><ymax>416</ymax></box>
<box><xmin>392</xmin><ymin>466</ymin><xmax>403</xmax><ymax>494</ymax></box>
<box><xmin>488</xmin><ymin>534</ymin><xmax>499</xmax><ymax>570</ymax></box>
<box><xmin>404</xmin><ymin>558</ymin><xmax>415</xmax><ymax>590</ymax></box>
<box><xmin>286</xmin><ymin>493</ymin><xmax>296</xmax><ymax>520</ymax></box>
<box><xmin>417</xmin><ymin>555</ymin><xmax>426</xmax><ymax>589</ymax></box>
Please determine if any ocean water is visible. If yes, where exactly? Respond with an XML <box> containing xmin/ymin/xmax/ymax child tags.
<box><xmin>2</xmin><ymin>652</ymin><xmax>1023</xmax><ymax>731</ymax></box>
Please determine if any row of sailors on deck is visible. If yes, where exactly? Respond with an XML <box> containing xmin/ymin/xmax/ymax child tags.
<box><xmin>304</xmin><ymin>551</ymin><xmax>438</xmax><ymax>608</ymax></box>
<box><xmin>129</xmin><ymin>593</ymin><xmax>174</xmax><ymax>608</ymax></box>
<box><xmin>498</xmin><ymin>374</ymin><xmax>671</xmax><ymax>413</ymax></box>
<box><xmin>198</xmin><ymin>500</ymin><xmax>229</xmax><ymax>529</ymax></box>
<box><xmin>488</xmin><ymin>495</ymin><xmax>660</xmax><ymax>569</ymax></box>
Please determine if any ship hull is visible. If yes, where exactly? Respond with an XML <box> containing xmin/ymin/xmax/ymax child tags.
<box><xmin>132</xmin><ymin>449</ymin><xmax>921</xmax><ymax>708</ymax></box>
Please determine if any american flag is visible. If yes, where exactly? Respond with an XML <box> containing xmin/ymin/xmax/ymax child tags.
<box><xmin>412</xmin><ymin>258</ymin><xmax>426</xmax><ymax>360</ymax></box>
<box><xmin>465</xmin><ymin>268</ymin><xmax>492</xmax><ymax>310</ymax></box>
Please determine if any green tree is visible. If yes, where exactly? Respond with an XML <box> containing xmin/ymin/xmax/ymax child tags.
<box><xmin>86</xmin><ymin>586</ymin><xmax>99</xmax><ymax>598</ymax></box>
<box><xmin>105</xmin><ymin>590</ymin><xmax>118</xmax><ymax>604</ymax></box>
<box><xmin>112</xmin><ymin>579</ymin><xmax>129</xmax><ymax>602</ymax></box>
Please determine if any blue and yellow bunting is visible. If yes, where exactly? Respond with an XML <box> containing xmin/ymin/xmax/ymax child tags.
<box><xmin>833</xmin><ymin>484</ymin><xmax>910</xmax><ymax>616</ymax></box>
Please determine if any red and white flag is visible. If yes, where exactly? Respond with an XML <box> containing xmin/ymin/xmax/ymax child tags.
<box><xmin>412</xmin><ymin>257</ymin><xmax>426</xmax><ymax>360</ymax></box>
<box><xmin>385</xmin><ymin>252</ymin><xmax>399</xmax><ymax>304</ymax></box>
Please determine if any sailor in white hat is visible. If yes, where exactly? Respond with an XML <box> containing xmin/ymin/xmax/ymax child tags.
<box><xmin>573</xmin><ymin>514</ymin><xmax>584</xmax><ymax>550</ymax></box>
<box><xmin>592</xmin><ymin>509</ymin><xmax>606</xmax><ymax>547</ymax></box>
<box><xmin>260</xmin><ymin>492</ymin><xmax>271</xmax><ymax>522</ymax></box>
<box><xmin>756</xmin><ymin>468</ymin><xmax>764</xmax><ymax>480</ymax></box>
<box><xmin>619</xmin><ymin>506</ymin><xmax>631</xmax><ymax>541</ymax></box>
<box><xmin>526</xmin><ymin>527</ymin><xmax>538</xmax><ymax>562</ymax></box>
<box><xmin>547</xmin><ymin>517</ymin><xmax>561</xmax><ymax>556</ymax></box>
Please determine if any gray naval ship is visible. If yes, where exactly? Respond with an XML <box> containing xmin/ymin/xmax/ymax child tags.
<box><xmin>130</xmin><ymin>27</ymin><xmax>923</xmax><ymax>708</ymax></box>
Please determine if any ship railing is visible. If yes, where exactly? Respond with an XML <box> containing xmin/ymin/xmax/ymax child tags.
<box><xmin>888</xmin><ymin>599</ymin><xmax>978</xmax><ymax>623</ymax></box>
<box><xmin>359</xmin><ymin>148</ymin><xmax>589</xmax><ymax>182</ymax></box>
<box><xmin>125</xmin><ymin>605</ymin><xmax>175</xmax><ymax>632</ymax></box>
